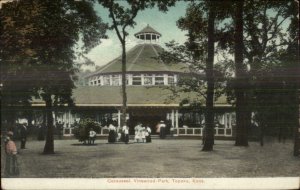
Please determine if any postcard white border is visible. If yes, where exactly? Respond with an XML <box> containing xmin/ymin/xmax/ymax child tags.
<box><xmin>2</xmin><ymin>177</ymin><xmax>300</xmax><ymax>190</ymax></box>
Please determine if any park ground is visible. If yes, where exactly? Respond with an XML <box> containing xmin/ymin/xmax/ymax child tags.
<box><xmin>1</xmin><ymin>137</ymin><xmax>299</xmax><ymax>178</ymax></box>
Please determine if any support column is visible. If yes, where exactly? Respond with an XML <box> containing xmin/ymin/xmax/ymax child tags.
<box><xmin>171</xmin><ymin>109</ymin><xmax>175</xmax><ymax>128</ymax></box>
<box><xmin>68</xmin><ymin>110</ymin><xmax>71</xmax><ymax>127</ymax></box>
<box><xmin>118</xmin><ymin>109</ymin><xmax>121</xmax><ymax>127</ymax></box>
<box><xmin>70</xmin><ymin>110</ymin><xmax>73</xmax><ymax>124</ymax></box>
<box><xmin>175</xmin><ymin>110</ymin><xmax>179</xmax><ymax>128</ymax></box>
<box><xmin>141</xmin><ymin>74</ymin><xmax>144</xmax><ymax>85</ymax></box>
<box><xmin>52</xmin><ymin>111</ymin><xmax>56</xmax><ymax>125</ymax></box>
<box><xmin>62</xmin><ymin>110</ymin><xmax>67</xmax><ymax>128</ymax></box>
<box><xmin>224</xmin><ymin>113</ymin><xmax>228</xmax><ymax>128</ymax></box>
<box><xmin>163</xmin><ymin>74</ymin><xmax>168</xmax><ymax>85</ymax></box>
<box><xmin>229</xmin><ymin>113</ymin><xmax>232</xmax><ymax>129</ymax></box>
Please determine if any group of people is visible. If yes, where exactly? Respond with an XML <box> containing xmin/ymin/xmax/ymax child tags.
<box><xmin>134</xmin><ymin>123</ymin><xmax>152</xmax><ymax>143</ymax></box>
<box><xmin>107</xmin><ymin>120</ymin><xmax>168</xmax><ymax>143</ymax></box>
<box><xmin>108</xmin><ymin>124</ymin><xmax>130</xmax><ymax>144</ymax></box>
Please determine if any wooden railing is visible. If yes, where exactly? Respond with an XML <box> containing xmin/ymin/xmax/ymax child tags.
<box><xmin>63</xmin><ymin>127</ymin><xmax>233</xmax><ymax>137</ymax></box>
<box><xmin>174</xmin><ymin>127</ymin><xmax>232</xmax><ymax>137</ymax></box>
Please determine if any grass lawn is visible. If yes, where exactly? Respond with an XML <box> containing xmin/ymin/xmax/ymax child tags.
<box><xmin>1</xmin><ymin>137</ymin><xmax>299</xmax><ymax>178</ymax></box>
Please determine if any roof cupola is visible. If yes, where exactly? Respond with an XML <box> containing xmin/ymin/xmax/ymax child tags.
<box><xmin>134</xmin><ymin>24</ymin><xmax>161</xmax><ymax>43</ymax></box>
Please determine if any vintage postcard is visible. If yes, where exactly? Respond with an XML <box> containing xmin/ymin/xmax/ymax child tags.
<box><xmin>1</xmin><ymin>0</ymin><xmax>299</xmax><ymax>189</ymax></box>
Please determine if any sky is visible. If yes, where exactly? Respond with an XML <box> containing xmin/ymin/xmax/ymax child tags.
<box><xmin>83</xmin><ymin>1</ymin><xmax>190</xmax><ymax>71</ymax></box>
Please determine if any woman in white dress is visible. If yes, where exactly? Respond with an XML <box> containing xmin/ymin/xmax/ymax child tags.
<box><xmin>141</xmin><ymin>126</ymin><xmax>146</xmax><ymax>143</ymax></box>
<box><xmin>134</xmin><ymin>124</ymin><xmax>141</xmax><ymax>143</ymax></box>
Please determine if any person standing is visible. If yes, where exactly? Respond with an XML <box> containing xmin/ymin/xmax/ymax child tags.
<box><xmin>123</xmin><ymin>125</ymin><xmax>129</xmax><ymax>144</ymax></box>
<box><xmin>159</xmin><ymin>121</ymin><xmax>166</xmax><ymax>139</ymax></box>
<box><xmin>134</xmin><ymin>123</ymin><xmax>142</xmax><ymax>143</ymax></box>
<box><xmin>57</xmin><ymin>121</ymin><xmax>63</xmax><ymax>139</ymax></box>
<box><xmin>121</xmin><ymin>125</ymin><xmax>126</xmax><ymax>142</ymax></box>
<box><xmin>108</xmin><ymin>124</ymin><xmax>116</xmax><ymax>143</ymax></box>
<box><xmin>146</xmin><ymin>126</ymin><xmax>152</xmax><ymax>143</ymax></box>
<box><xmin>37</xmin><ymin>124</ymin><xmax>45</xmax><ymax>141</ymax></box>
<box><xmin>88</xmin><ymin>128</ymin><xmax>97</xmax><ymax>145</ymax></box>
<box><xmin>20</xmin><ymin>124</ymin><xmax>27</xmax><ymax>149</ymax></box>
<box><xmin>141</xmin><ymin>126</ymin><xmax>146</xmax><ymax>143</ymax></box>
<box><xmin>170</xmin><ymin>126</ymin><xmax>175</xmax><ymax>137</ymax></box>
<box><xmin>5</xmin><ymin>131</ymin><xmax>19</xmax><ymax>177</ymax></box>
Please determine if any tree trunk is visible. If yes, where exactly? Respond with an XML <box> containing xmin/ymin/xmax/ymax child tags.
<box><xmin>260</xmin><ymin>124</ymin><xmax>264</xmax><ymax>146</ymax></box>
<box><xmin>43</xmin><ymin>94</ymin><xmax>54</xmax><ymax>154</ymax></box>
<box><xmin>234</xmin><ymin>0</ymin><xmax>249</xmax><ymax>146</ymax></box>
<box><xmin>293</xmin><ymin>90</ymin><xmax>299</xmax><ymax>156</ymax></box>
<box><xmin>202</xmin><ymin>5</ymin><xmax>215</xmax><ymax>151</ymax></box>
<box><xmin>121</xmin><ymin>42</ymin><xmax>127</xmax><ymax>127</ymax></box>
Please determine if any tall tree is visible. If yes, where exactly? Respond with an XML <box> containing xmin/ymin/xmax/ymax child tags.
<box><xmin>202</xmin><ymin>1</ymin><xmax>216</xmax><ymax>151</ymax></box>
<box><xmin>0</xmin><ymin>0</ymin><xmax>107</xmax><ymax>154</ymax></box>
<box><xmin>160</xmin><ymin>1</ymin><xmax>230</xmax><ymax>151</ymax></box>
<box><xmin>98</xmin><ymin>0</ymin><xmax>175</xmax><ymax>127</ymax></box>
<box><xmin>244</xmin><ymin>0</ymin><xmax>297</xmax><ymax>146</ymax></box>
<box><xmin>234</xmin><ymin>0</ymin><xmax>248</xmax><ymax>146</ymax></box>
<box><xmin>218</xmin><ymin>0</ymin><xmax>296</xmax><ymax>146</ymax></box>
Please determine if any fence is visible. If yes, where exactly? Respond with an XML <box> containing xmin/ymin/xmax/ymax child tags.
<box><xmin>63</xmin><ymin>127</ymin><xmax>233</xmax><ymax>137</ymax></box>
<box><xmin>174</xmin><ymin>127</ymin><xmax>232</xmax><ymax>137</ymax></box>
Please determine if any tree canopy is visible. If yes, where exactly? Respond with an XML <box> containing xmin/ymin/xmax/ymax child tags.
<box><xmin>0</xmin><ymin>0</ymin><xmax>108</xmax><ymax>153</ymax></box>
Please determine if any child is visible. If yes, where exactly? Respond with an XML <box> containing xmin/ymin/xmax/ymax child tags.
<box><xmin>88</xmin><ymin>128</ymin><xmax>97</xmax><ymax>145</ymax></box>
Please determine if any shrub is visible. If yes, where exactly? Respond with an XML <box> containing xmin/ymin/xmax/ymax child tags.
<box><xmin>72</xmin><ymin>118</ymin><xmax>101</xmax><ymax>143</ymax></box>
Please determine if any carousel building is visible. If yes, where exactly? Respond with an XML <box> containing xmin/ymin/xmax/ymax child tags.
<box><xmin>30</xmin><ymin>25</ymin><xmax>235</xmax><ymax>138</ymax></box>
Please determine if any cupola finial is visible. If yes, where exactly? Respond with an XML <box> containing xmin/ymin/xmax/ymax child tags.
<box><xmin>134</xmin><ymin>24</ymin><xmax>161</xmax><ymax>43</ymax></box>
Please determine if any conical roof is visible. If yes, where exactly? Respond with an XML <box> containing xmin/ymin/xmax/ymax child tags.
<box><xmin>134</xmin><ymin>25</ymin><xmax>161</xmax><ymax>37</ymax></box>
<box><xmin>89</xmin><ymin>43</ymin><xmax>189</xmax><ymax>77</ymax></box>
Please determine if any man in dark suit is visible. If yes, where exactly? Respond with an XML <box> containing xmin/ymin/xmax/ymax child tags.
<box><xmin>20</xmin><ymin>124</ymin><xmax>27</xmax><ymax>149</ymax></box>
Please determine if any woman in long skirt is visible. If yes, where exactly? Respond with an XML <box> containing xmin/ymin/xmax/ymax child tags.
<box><xmin>146</xmin><ymin>126</ymin><xmax>152</xmax><ymax>143</ymax></box>
<box><xmin>108</xmin><ymin>124</ymin><xmax>116</xmax><ymax>143</ymax></box>
<box><xmin>5</xmin><ymin>132</ymin><xmax>19</xmax><ymax>177</ymax></box>
<box><xmin>159</xmin><ymin>121</ymin><xmax>166</xmax><ymax>139</ymax></box>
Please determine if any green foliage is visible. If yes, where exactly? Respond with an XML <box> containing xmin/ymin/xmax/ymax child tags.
<box><xmin>0</xmin><ymin>0</ymin><xmax>107</xmax><ymax>153</ymax></box>
<box><xmin>72</xmin><ymin>118</ymin><xmax>101</xmax><ymax>143</ymax></box>
<box><xmin>0</xmin><ymin>0</ymin><xmax>108</xmax><ymax>108</ymax></box>
<box><xmin>159</xmin><ymin>2</ymin><xmax>228</xmax><ymax>106</ymax></box>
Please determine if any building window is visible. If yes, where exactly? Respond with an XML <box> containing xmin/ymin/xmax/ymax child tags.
<box><xmin>155</xmin><ymin>74</ymin><xmax>164</xmax><ymax>85</ymax></box>
<box><xmin>94</xmin><ymin>81</ymin><xmax>97</xmax><ymax>85</ymax></box>
<box><xmin>152</xmin><ymin>35</ymin><xmax>157</xmax><ymax>40</ymax></box>
<box><xmin>146</xmin><ymin>34</ymin><xmax>151</xmax><ymax>40</ymax></box>
<box><xmin>112</xmin><ymin>75</ymin><xmax>120</xmax><ymax>86</ymax></box>
<box><xmin>90</xmin><ymin>81</ymin><xmax>93</xmax><ymax>86</ymax></box>
<box><xmin>140</xmin><ymin>35</ymin><xmax>145</xmax><ymax>40</ymax></box>
<box><xmin>103</xmin><ymin>75</ymin><xmax>110</xmax><ymax>86</ymax></box>
<box><xmin>144</xmin><ymin>74</ymin><xmax>153</xmax><ymax>85</ymax></box>
<box><xmin>168</xmin><ymin>75</ymin><xmax>175</xmax><ymax>85</ymax></box>
<box><xmin>132</xmin><ymin>74</ymin><xmax>141</xmax><ymax>85</ymax></box>
<box><xmin>97</xmin><ymin>79</ymin><xmax>101</xmax><ymax>85</ymax></box>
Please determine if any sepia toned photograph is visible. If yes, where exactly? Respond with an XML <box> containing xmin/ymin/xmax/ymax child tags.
<box><xmin>1</xmin><ymin>0</ymin><xmax>299</xmax><ymax>189</ymax></box>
